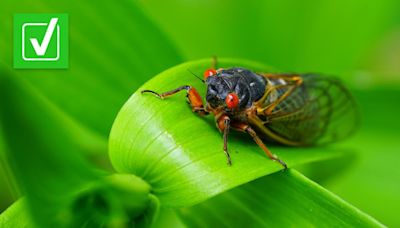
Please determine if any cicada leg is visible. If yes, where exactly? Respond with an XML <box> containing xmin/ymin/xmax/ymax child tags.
<box><xmin>216</xmin><ymin>115</ymin><xmax>232</xmax><ymax>166</ymax></box>
<box><xmin>246</xmin><ymin>127</ymin><xmax>287</xmax><ymax>168</ymax></box>
<box><xmin>256</xmin><ymin>75</ymin><xmax>303</xmax><ymax>115</ymax></box>
<box><xmin>141</xmin><ymin>85</ymin><xmax>209</xmax><ymax>116</ymax></box>
<box><xmin>231</xmin><ymin>122</ymin><xmax>287</xmax><ymax>169</ymax></box>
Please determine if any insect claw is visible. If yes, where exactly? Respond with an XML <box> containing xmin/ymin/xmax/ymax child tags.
<box><xmin>227</xmin><ymin>157</ymin><xmax>232</xmax><ymax>166</ymax></box>
<box><xmin>224</xmin><ymin>149</ymin><xmax>232</xmax><ymax>166</ymax></box>
<box><xmin>271</xmin><ymin>153</ymin><xmax>287</xmax><ymax>169</ymax></box>
<box><xmin>276</xmin><ymin>158</ymin><xmax>287</xmax><ymax>169</ymax></box>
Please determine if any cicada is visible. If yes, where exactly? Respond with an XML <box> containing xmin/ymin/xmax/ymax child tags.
<box><xmin>141</xmin><ymin>60</ymin><xmax>358</xmax><ymax>168</ymax></box>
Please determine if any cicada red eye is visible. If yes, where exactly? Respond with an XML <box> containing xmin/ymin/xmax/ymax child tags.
<box><xmin>204</xmin><ymin>68</ymin><xmax>217</xmax><ymax>80</ymax></box>
<box><xmin>225</xmin><ymin>92</ymin><xmax>239</xmax><ymax>109</ymax></box>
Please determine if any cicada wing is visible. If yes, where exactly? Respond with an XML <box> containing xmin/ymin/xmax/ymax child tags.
<box><xmin>257</xmin><ymin>73</ymin><xmax>359</xmax><ymax>145</ymax></box>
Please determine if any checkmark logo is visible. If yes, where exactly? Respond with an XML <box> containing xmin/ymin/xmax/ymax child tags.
<box><xmin>13</xmin><ymin>14</ymin><xmax>69</xmax><ymax>69</ymax></box>
<box><xmin>30</xmin><ymin>18</ymin><xmax>58</xmax><ymax>56</ymax></box>
<box><xmin>21</xmin><ymin>18</ymin><xmax>60</xmax><ymax>61</ymax></box>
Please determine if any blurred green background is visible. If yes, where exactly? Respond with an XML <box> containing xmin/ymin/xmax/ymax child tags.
<box><xmin>1</xmin><ymin>0</ymin><xmax>400</xmax><ymax>226</ymax></box>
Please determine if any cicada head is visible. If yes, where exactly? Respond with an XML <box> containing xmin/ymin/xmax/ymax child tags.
<box><xmin>205</xmin><ymin>77</ymin><xmax>239</xmax><ymax>111</ymax></box>
<box><xmin>205</xmin><ymin>68</ymin><xmax>266</xmax><ymax>112</ymax></box>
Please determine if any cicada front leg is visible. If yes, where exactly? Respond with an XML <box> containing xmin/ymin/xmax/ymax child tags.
<box><xmin>141</xmin><ymin>85</ymin><xmax>209</xmax><ymax>116</ymax></box>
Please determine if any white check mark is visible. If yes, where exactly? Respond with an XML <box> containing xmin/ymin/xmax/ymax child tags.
<box><xmin>30</xmin><ymin>18</ymin><xmax>58</xmax><ymax>56</ymax></box>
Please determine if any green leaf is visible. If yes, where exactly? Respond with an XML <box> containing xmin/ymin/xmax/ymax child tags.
<box><xmin>0</xmin><ymin>199</ymin><xmax>35</xmax><ymax>228</ymax></box>
<box><xmin>70</xmin><ymin>174</ymin><xmax>157</xmax><ymax>227</ymax></box>
<box><xmin>0</xmin><ymin>67</ymin><xmax>99</xmax><ymax>226</ymax></box>
<box><xmin>0</xmin><ymin>139</ymin><xmax>19</xmax><ymax>213</ymax></box>
<box><xmin>0</xmin><ymin>68</ymin><xmax>159</xmax><ymax>227</ymax></box>
<box><xmin>0</xmin><ymin>1</ymin><xmax>184</xmax><ymax>224</ymax></box>
<box><xmin>0</xmin><ymin>0</ymin><xmax>182</xmax><ymax>140</ymax></box>
<box><xmin>178</xmin><ymin>169</ymin><xmax>384</xmax><ymax>227</ymax></box>
<box><xmin>0</xmin><ymin>174</ymin><xmax>158</xmax><ymax>228</ymax></box>
<box><xmin>109</xmin><ymin>58</ymin><xmax>353</xmax><ymax>207</ymax></box>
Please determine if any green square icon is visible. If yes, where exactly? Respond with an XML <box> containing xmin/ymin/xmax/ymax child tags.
<box><xmin>13</xmin><ymin>14</ymin><xmax>68</xmax><ymax>69</ymax></box>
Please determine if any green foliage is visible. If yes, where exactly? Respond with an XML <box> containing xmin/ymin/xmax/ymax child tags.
<box><xmin>178</xmin><ymin>170</ymin><xmax>382</xmax><ymax>227</ymax></box>
<box><xmin>0</xmin><ymin>0</ymin><xmax>182</xmax><ymax>139</ymax></box>
<box><xmin>0</xmin><ymin>0</ymin><xmax>399</xmax><ymax>227</ymax></box>
<box><xmin>0</xmin><ymin>0</ymin><xmax>181</xmax><ymax>226</ymax></box>
<box><xmin>0</xmin><ymin>57</ymin><xmax>386</xmax><ymax>226</ymax></box>
<box><xmin>0</xmin><ymin>68</ymin><xmax>97</xmax><ymax>226</ymax></box>
<box><xmin>0</xmin><ymin>200</ymin><xmax>33</xmax><ymax>227</ymax></box>
<box><xmin>0</xmin><ymin>67</ymin><xmax>158</xmax><ymax>227</ymax></box>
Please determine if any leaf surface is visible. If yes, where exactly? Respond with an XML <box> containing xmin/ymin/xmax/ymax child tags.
<box><xmin>178</xmin><ymin>169</ymin><xmax>384</xmax><ymax>227</ymax></box>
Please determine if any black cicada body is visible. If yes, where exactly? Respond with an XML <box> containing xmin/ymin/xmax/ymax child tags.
<box><xmin>142</xmin><ymin>61</ymin><xmax>358</xmax><ymax>168</ymax></box>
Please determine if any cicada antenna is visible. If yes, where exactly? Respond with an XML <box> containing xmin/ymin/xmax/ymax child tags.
<box><xmin>187</xmin><ymin>69</ymin><xmax>205</xmax><ymax>83</ymax></box>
